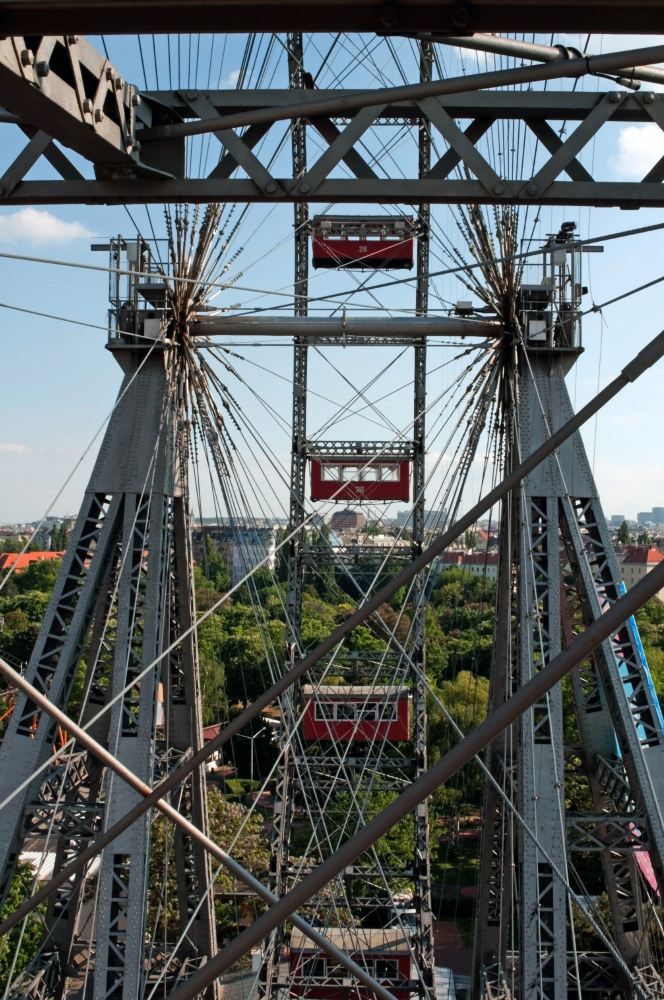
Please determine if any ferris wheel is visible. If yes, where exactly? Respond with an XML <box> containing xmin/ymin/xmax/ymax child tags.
<box><xmin>0</xmin><ymin>22</ymin><xmax>664</xmax><ymax>1000</ymax></box>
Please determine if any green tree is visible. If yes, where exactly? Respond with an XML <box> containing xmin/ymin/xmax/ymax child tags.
<box><xmin>464</xmin><ymin>530</ymin><xmax>477</xmax><ymax>550</ymax></box>
<box><xmin>148</xmin><ymin>789</ymin><xmax>269</xmax><ymax>943</ymax></box>
<box><xmin>637</xmin><ymin>529</ymin><xmax>652</xmax><ymax>546</ymax></box>
<box><xmin>0</xmin><ymin>863</ymin><xmax>44</xmax><ymax>991</ymax></box>
<box><xmin>617</xmin><ymin>520</ymin><xmax>631</xmax><ymax>545</ymax></box>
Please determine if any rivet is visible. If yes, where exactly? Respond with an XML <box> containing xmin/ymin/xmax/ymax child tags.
<box><xmin>35</xmin><ymin>61</ymin><xmax>49</xmax><ymax>77</ymax></box>
<box><xmin>526</xmin><ymin>183</ymin><xmax>539</xmax><ymax>196</ymax></box>
<box><xmin>94</xmin><ymin>108</ymin><xmax>104</xmax><ymax>123</ymax></box>
<box><xmin>20</xmin><ymin>49</ymin><xmax>34</xmax><ymax>66</ymax></box>
<box><xmin>187</xmin><ymin>91</ymin><xmax>197</xmax><ymax>100</ymax></box>
<box><xmin>115</xmin><ymin>77</ymin><xmax>124</xmax><ymax>90</ymax></box>
<box><xmin>610</xmin><ymin>91</ymin><xmax>621</xmax><ymax>103</ymax></box>
<box><xmin>450</xmin><ymin>5</ymin><xmax>471</xmax><ymax>29</ymax></box>
<box><xmin>265</xmin><ymin>182</ymin><xmax>277</xmax><ymax>194</ymax></box>
<box><xmin>131</xmin><ymin>93</ymin><xmax>141</xmax><ymax>108</ymax></box>
<box><xmin>82</xmin><ymin>98</ymin><xmax>93</xmax><ymax>114</ymax></box>
<box><xmin>493</xmin><ymin>183</ymin><xmax>505</xmax><ymax>196</ymax></box>
<box><xmin>644</xmin><ymin>92</ymin><xmax>656</xmax><ymax>104</ymax></box>
<box><xmin>379</xmin><ymin>3</ymin><xmax>400</xmax><ymax>28</ymax></box>
<box><xmin>299</xmin><ymin>182</ymin><xmax>310</xmax><ymax>194</ymax></box>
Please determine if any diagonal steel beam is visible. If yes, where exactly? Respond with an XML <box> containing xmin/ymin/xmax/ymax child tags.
<box><xmin>138</xmin><ymin>42</ymin><xmax>664</xmax><ymax>143</ymax></box>
<box><xmin>0</xmin><ymin>653</ymin><xmax>401</xmax><ymax>1000</ymax></box>
<box><xmin>2</xmin><ymin>327</ymin><xmax>664</xmax><ymax>946</ymax></box>
<box><xmin>170</xmin><ymin>555</ymin><xmax>664</xmax><ymax>1000</ymax></box>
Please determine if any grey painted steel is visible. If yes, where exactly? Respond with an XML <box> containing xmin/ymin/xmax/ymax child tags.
<box><xmin>415</xmin><ymin>32</ymin><xmax>664</xmax><ymax>87</ymax></box>
<box><xmin>169</xmin><ymin>559</ymin><xmax>664</xmax><ymax>1000</ymax></box>
<box><xmin>0</xmin><ymin>657</ymin><xmax>403</xmax><ymax>1000</ymax></box>
<box><xmin>4</xmin><ymin>327</ymin><xmax>664</xmax><ymax>956</ymax></box>
<box><xmin>472</xmin><ymin>341</ymin><xmax>664</xmax><ymax>998</ymax></box>
<box><xmin>195</xmin><ymin>317</ymin><xmax>499</xmax><ymax>338</ymax></box>
<box><xmin>1</xmin><ymin>0</ymin><xmax>664</xmax><ymax>34</ymax></box>
<box><xmin>260</xmin><ymin>34</ymin><xmax>308</xmax><ymax>1000</ymax></box>
<box><xmin>411</xmin><ymin>42</ymin><xmax>436</xmax><ymax>995</ymax></box>
<box><xmin>138</xmin><ymin>44</ymin><xmax>664</xmax><ymax>142</ymax></box>
<box><xmin>7</xmin><ymin>53</ymin><xmax>664</xmax><ymax>208</ymax></box>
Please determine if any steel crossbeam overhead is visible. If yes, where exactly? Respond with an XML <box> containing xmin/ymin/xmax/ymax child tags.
<box><xmin>0</xmin><ymin>1</ymin><xmax>663</xmax><ymax>36</ymax></box>
<box><xmin>169</xmin><ymin>558</ymin><xmax>664</xmax><ymax>1000</ymax></box>
<box><xmin>5</xmin><ymin>41</ymin><xmax>664</xmax><ymax>205</ymax></box>
<box><xmin>3</xmin><ymin>326</ymin><xmax>664</xmax><ymax>953</ymax></box>
<box><xmin>195</xmin><ymin>316</ymin><xmax>500</xmax><ymax>338</ymax></box>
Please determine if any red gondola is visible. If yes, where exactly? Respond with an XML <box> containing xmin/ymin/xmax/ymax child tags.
<box><xmin>301</xmin><ymin>686</ymin><xmax>410</xmax><ymax>742</ymax></box>
<box><xmin>310</xmin><ymin>458</ymin><xmax>410</xmax><ymax>503</ymax></box>
<box><xmin>289</xmin><ymin>928</ymin><xmax>411</xmax><ymax>1000</ymax></box>
<box><xmin>311</xmin><ymin>215</ymin><xmax>415</xmax><ymax>270</ymax></box>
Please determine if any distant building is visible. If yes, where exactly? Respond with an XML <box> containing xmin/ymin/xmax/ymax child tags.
<box><xmin>617</xmin><ymin>546</ymin><xmax>664</xmax><ymax>600</ymax></box>
<box><xmin>635</xmin><ymin>508</ymin><xmax>664</xmax><ymax>525</ymax></box>
<box><xmin>0</xmin><ymin>551</ymin><xmax>64</xmax><ymax>573</ymax></box>
<box><xmin>219</xmin><ymin>529</ymin><xmax>276</xmax><ymax>587</ymax></box>
<box><xmin>460</xmin><ymin>552</ymin><xmax>499</xmax><ymax>582</ymax></box>
<box><xmin>329</xmin><ymin>509</ymin><xmax>366</xmax><ymax>532</ymax></box>
<box><xmin>395</xmin><ymin>509</ymin><xmax>446</xmax><ymax>530</ymax></box>
<box><xmin>654</xmin><ymin>507</ymin><xmax>664</xmax><ymax>523</ymax></box>
<box><xmin>637</xmin><ymin>512</ymin><xmax>654</xmax><ymax>524</ymax></box>
<box><xmin>610</xmin><ymin>515</ymin><xmax>626</xmax><ymax>526</ymax></box>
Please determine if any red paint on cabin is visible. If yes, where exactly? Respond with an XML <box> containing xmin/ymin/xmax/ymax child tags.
<box><xmin>310</xmin><ymin>459</ymin><xmax>410</xmax><ymax>502</ymax></box>
<box><xmin>312</xmin><ymin>235</ymin><xmax>414</xmax><ymax>270</ymax></box>
<box><xmin>302</xmin><ymin>686</ymin><xmax>410</xmax><ymax>742</ymax></box>
<box><xmin>289</xmin><ymin>929</ymin><xmax>411</xmax><ymax>1000</ymax></box>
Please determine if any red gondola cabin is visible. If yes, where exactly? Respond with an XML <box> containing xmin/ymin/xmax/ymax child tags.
<box><xmin>289</xmin><ymin>928</ymin><xmax>411</xmax><ymax>1000</ymax></box>
<box><xmin>310</xmin><ymin>458</ymin><xmax>410</xmax><ymax>502</ymax></box>
<box><xmin>311</xmin><ymin>215</ymin><xmax>415</xmax><ymax>270</ymax></box>
<box><xmin>301</xmin><ymin>686</ymin><xmax>410</xmax><ymax>742</ymax></box>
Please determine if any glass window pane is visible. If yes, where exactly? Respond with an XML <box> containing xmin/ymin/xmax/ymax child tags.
<box><xmin>381</xmin><ymin>465</ymin><xmax>400</xmax><ymax>481</ymax></box>
<box><xmin>321</xmin><ymin>465</ymin><xmax>339</xmax><ymax>481</ymax></box>
<box><xmin>314</xmin><ymin>702</ymin><xmax>335</xmax><ymax>720</ymax></box>
<box><xmin>342</xmin><ymin>465</ymin><xmax>360</xmax><ymax>482</ymax></box>
<box><xmin>337</xmin><ymin>703</ymin><xmax>356</xmax><ymax>720</ymax></box>
<box><xmin>357</xmin><ymin>703</ymin><xmax>377</xmax><ymax>720</ymax></box>
<box><xmin>376</xmin><ymin>960</ymin><xmax>399</xmax><ymax>980</ymax></box>
<box><xmin>360</xmin><ymin>465</ymin><xmax>378</xmax><ymax>481</ymax></box>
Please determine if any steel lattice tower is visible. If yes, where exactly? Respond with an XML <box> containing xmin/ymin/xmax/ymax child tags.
<box><xmin>0</xmin><ymin>246</ymin><xmax>219</xmax><ymax>999</ymax></box>
<box><xmin>472</xmin><ymin>231</ymin><xmax>664</xmax><ymax>1000</ymax></box>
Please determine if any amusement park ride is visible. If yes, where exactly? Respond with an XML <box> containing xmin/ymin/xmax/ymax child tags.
<box><xmin>3</xmin><ymin>10</ymin><xmax>664</xmax><ymax>1000</ymax></box>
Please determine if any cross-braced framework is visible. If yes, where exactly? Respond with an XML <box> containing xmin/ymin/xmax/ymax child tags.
<box><xmin>3</xmin><ymin>23</ymin><xmax>664</xmax><ymax>1000</ymax></box>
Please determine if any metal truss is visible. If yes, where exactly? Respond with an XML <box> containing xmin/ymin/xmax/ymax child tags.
<box><xmin>0</xmin><ymin>0</ymin><xmax>662</xmax><ymax>35</ymax></box>
<box><xmin>473</xmin><ymin>334</ymin><xmax>664</xmax><ymax>1000</ymax></box>
<box><xmin>6</xmin><ymin>81</ymin><xmax>664</xmax><ymax>205</ymax></box>
<box><xmin>0</xmin><ymin>342</ymin><xmax>218</xmax><ymax>1000</ymax></box>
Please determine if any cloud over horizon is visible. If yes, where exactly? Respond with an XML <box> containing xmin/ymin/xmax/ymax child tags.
<box><xmin>611</xmin><ymin>124</ymin><xmax>664</xmax><ymax>180</ymax></box>
<box><xmin>0</xmin><ymin>443</ymin><xmax>29</xmax><ymax>454</ymax></box>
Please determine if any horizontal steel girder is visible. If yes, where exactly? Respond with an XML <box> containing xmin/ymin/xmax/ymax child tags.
<box><xmin>0</xmin><ymin>1</ymin><xmax>663</xmax><ymax>35</ymax></box>
<box><xmin>5</xmin><ymin>74</ymin><xmax>664</xmax><ymax>205</ymax></box>
<box><xmin>194</xmin><ymin>316</ymin><xmax>499</xmax><ymax>337</ymax></box>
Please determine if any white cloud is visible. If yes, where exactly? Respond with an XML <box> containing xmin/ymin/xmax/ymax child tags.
<box><xmin>0</xmin><ymin>443</ymin><xmax>29</xmax><ymax>454</ymax></box>
<box><xmin>220</xmin><ymin>70</ymin><xmax>240</xmax><ymax>88</ymax></box>
<box><xmin>611</xmin><ymin>124</ymin><xmax>664</xmax><ymax>180</ymax></box>
<box><xmin>0</xmin><ymin>208</ymin><xmax>92</xmax><ymax>245</ymax></box>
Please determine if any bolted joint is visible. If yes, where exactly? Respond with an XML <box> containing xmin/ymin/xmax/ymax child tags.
<box><xmin>94</xmin><ymin>108</ymin><xmax>104</xmax><ymax>123</ymax></box>
<box><xmin>20</xmin><ymin>48</ymin><xmax>34</xmax><ymax>67</ymax></box>
<box><xmin>644</xmin><ymin>92</ymin><xmax>656</xmax><ymax>104</ymax></box>
<box><xmin>114</xmin><ymin>77</ymin><xmax>124</xmax><ymax>90</ymax></box>
<box><xmin>66</xmin><ymin>35</ymin><xmax>78</xmax><ymax>44</ymax></box>
<box><xmin>35</xmin><ymin>61</ymin><xmax>50</xmax><ymax>78</ymax></box>
<box><xmin>610</xmin><ymin>91</ymin><xmax>622</xmax><ymax>103</ymax></box>
<box><xmin>81</xmin><ymin>98</ymin><xmax>93</xmax><ymax>114</ymax></box>
<box><xmin>131</xmin><ymin>93</ymin><xmax>141</xmax><ymax>108</ymax></box>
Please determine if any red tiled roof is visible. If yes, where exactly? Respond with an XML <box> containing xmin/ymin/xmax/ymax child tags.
<box><xmin>0</xmin><ymin>551</ymin><xmax>64</xmax><ymax>572</ymax></box>
<box><xmin>622</xmin><ymin>546</ymin><xmax>664</xmax><ymax>565</ymax></box>
<box><xmin>461</xmin><ymin>552</ymin><xmax>499</xmax><ymax>565</ymax></box>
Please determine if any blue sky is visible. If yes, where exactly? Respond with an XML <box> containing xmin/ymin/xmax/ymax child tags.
<box><xmin>2</xmin><ymin>32</ymin><xmax>664</xmax><ymax>523</ymax></box>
